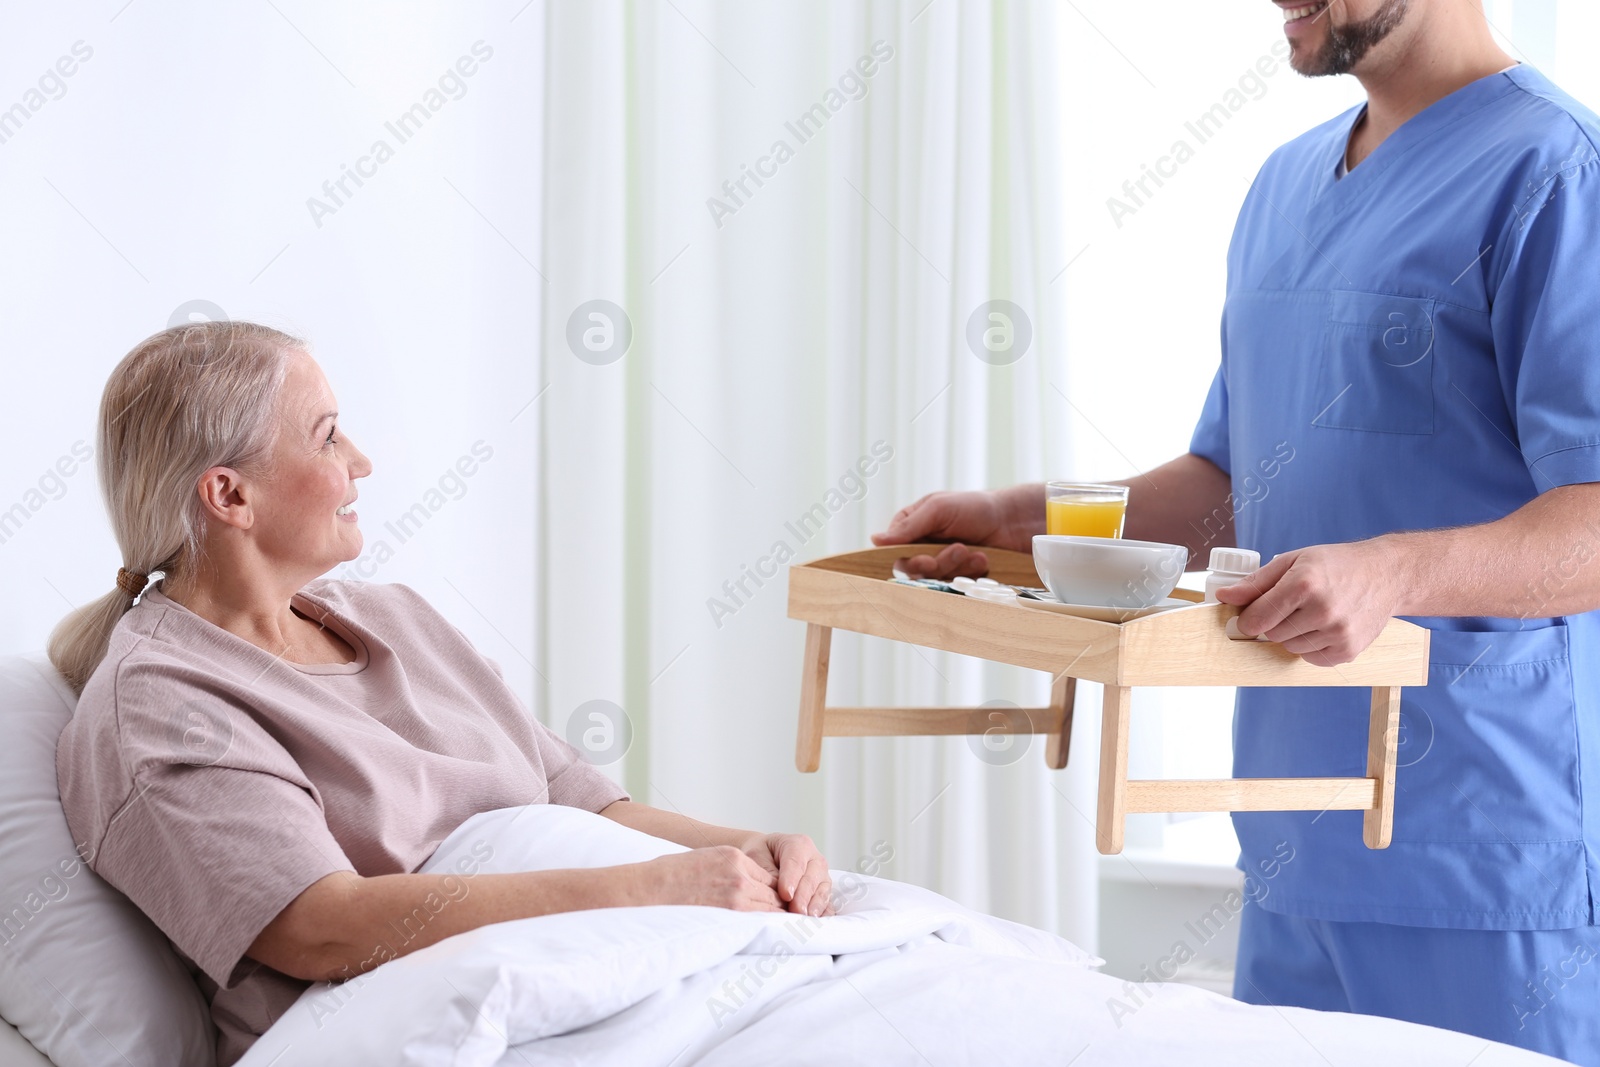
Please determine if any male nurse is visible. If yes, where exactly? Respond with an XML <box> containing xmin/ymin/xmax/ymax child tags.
<box><xmin>872</xmin><ymin>1</ymin><xmax>1600</xmax><ymax>1062</ymax></box>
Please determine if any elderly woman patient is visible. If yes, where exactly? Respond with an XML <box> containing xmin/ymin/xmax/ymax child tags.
<box><xmin>51</xmin><ymin>322</ymin><xmax>834</xmax><ymax>1067</ymax></box>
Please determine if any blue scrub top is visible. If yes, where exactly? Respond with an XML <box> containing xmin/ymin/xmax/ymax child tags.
<box><xmin>1189</xmin><ymin>65</ymin><xmax>1600</xmax><ymax>930</ymax></box>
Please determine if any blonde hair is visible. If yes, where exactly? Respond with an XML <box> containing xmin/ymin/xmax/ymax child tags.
<box><xmin>47</xmin><ymin>321</ymin><xmax>301</xmax><ymax>695</ymax></box>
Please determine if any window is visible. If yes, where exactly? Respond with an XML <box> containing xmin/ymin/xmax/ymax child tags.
<box><xmin>1055</xmin><ymin>2</ymin><xmax>1587</xmax><ymax>863</ymax></box>
<box><xmin>1056</xmin><ymin>5</ymin><xmax>1363</xmax><ymax>862</ymax></box>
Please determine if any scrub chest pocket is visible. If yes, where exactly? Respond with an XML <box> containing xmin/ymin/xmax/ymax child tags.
<box><xmin>1314</xmin><ymin>290</ymin><xmax>1437</xmax><ymax>435</ymax></box>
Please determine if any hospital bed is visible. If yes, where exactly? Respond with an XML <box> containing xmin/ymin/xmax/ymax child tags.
<box><xmin>0</xmin><ymin>651</ymin><xmax>1573</xmax><ymax>1067</ymax></box>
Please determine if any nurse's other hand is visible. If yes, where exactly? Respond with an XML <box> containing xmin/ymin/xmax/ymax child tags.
<box><xmin>871</xmin><ymin>489</ymin><xmax>1014</xmax><ymax>579</ymax></box>
<box><xmin>1213</xmin><ymin>540</ymin><xmax>1401</xmax><ymax>666</ymax></box>
<box><xmin>741</xmin><ymin>832</ymin><xmax>837</xmax><ymax>918</ymax></box>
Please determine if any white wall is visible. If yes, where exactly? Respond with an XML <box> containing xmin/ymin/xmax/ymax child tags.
<box><xmin>0</xmin><ymin>1</ymin><xmax>549</xmax><ymax>715</ymax></box>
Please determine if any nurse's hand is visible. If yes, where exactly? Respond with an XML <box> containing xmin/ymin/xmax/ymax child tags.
<box><xmin>870</xmin><ymin>486</ymin><xmax>1040</xmax><ymax>579</ymax></box>
<box><xmin>1213</xmin><ymin>540</ymin><xmax>1402</xmax><ymax>666</ymax></box>
<box><xmin>740</xmin><ymin>832</ymin><xmax>837</xmax><ymax>918</ymax></box>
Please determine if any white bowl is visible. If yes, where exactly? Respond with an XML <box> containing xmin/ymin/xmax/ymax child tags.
<box><xmin>1031</xmin><ymin>535</ymin><xmax>1188</xmax><ymax>609</ymax></box>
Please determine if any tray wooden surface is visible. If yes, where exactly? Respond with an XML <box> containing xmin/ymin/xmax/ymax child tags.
<box><xmin>785</xmin><ymin>544</ymin><xmax>1432</xmax><ymax>854</ymax></box>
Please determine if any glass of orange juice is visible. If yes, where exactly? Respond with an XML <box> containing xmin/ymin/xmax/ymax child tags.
<box><xmin>1045</xmin><ymin>481</ymin><xmax>1129</xmax><ymax>538</ymax></box>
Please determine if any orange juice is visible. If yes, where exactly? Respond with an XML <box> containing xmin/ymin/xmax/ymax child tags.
<box><xmin>1046</xmin><ymin>496</ymin><xmax>1127</xmax><ymax>538</ymax></box>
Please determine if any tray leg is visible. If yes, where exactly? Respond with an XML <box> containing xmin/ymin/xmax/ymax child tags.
<box><xmin>1364</xmin><ymin>685</ymin><xmax>1402</xmax><ymax>849</ymax></box>
<box><xmin>1045</xmin><ymin>674</ymin><xmax>1076</xmax><ymax>770</ymax></box>
<box><xmin>796</xmin><ymin>624</ymin><xmax>833</xmax><ymax>773</ymax></box>
<box><xmin>1097</xmin><ymin>684</ymin><xmax>1132</xmax><ymax>854</ymax></box>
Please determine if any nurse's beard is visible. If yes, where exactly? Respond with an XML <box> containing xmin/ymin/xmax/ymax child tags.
<box><xmin>1293</xmin><ymin>0</ymin><xmax>1411</xmax><ymax>77</ymax></box>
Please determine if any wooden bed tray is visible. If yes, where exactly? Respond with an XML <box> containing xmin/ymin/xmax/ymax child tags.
<box><xmin>786</xmin><ymin>545</ymin><xmax>1431</xmax><ymax>855</ymax></box>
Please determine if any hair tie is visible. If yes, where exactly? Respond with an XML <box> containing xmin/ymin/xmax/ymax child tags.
<box><xmin>116</xmin><ymin>567</ymin><xmax>149</xmax><ymax>598</ymax></box>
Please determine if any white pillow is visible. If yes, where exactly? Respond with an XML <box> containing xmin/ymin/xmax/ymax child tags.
<box><xmin>0</xmin><ymin>653</ymin><xmax>217</xmax><ymax>1067</ymax></box>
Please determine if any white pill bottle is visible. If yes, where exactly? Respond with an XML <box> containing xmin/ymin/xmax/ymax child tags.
<box><xmin>1204</xmin><ymin>547</ymin><xmax>1267</xmax><ymax>640</ymax></box>
<box><xmin>1203</xmin><ymin>547</ymin><xmax>1261</xmax><ymax>604</ymax></box>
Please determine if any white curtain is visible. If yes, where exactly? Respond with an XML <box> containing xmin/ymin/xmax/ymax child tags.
<box><xmin>538</xmin><ymin>0</ymin><xmax>1095</xmax><ymax>947</ymax></box>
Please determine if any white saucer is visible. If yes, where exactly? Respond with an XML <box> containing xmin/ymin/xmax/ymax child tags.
<box><xmin>1017</xmin><ymin>595</ymin><xmax>1192</xmax><ymax>623</ymax></box>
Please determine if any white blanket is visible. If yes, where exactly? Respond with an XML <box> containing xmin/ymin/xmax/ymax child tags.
<box><xmin>238</xmin><ymin>806</ymin><xmax>1567</xmax><ymax>1067</ymax></box>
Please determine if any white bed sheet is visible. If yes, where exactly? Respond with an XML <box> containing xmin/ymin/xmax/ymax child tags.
<box><xmin>236</xmin><ymin>805</ymin><xmax>1573</xmax><ymax>1067</ymax></box>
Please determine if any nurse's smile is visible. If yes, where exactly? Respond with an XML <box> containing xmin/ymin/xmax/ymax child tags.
<box><xmin>1278</xmin><ymin>0</ymin><xmax>1411</xmax><ymax>78</ymax></box>
<box><xmin>1280</xmin><ymin>1</ymin><xmax>1329</xmax><ymax>32</ymax></box>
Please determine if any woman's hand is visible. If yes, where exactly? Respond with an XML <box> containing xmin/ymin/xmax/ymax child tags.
<box><xmin>739</xmin><ymin>833</ymin><xmax>836</xmax><ymax>917</ymax></box>
<box><xmin>636</xmin><ymin>847</ymin><xmax>784</xmax><ymax>911</ymax></box>
<box><xmin>596</xmin><ymin>801</ymin><xmax>835</xmax><ymax>916</ymax></box>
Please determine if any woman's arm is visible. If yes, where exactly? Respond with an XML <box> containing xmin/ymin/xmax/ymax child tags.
<box><xmin>599</xmin><ymin>800</ymin><xmax>836</xmax><ymax>918</ymax></box>
<box><xmin>597</xmin><ymin>799</ymin><xmax>756</xmax><ymax>849</ymax></box>
<box><xmin>249</xmin><ymin>846</ymin><xmax>782</xmax><ymax>983</ymax></box>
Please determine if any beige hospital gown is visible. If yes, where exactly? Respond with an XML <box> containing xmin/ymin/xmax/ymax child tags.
<box><xmin>56</xmin><ymin>578</ymin><xmax>629</xmax><ymax>1066</ymax></box>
